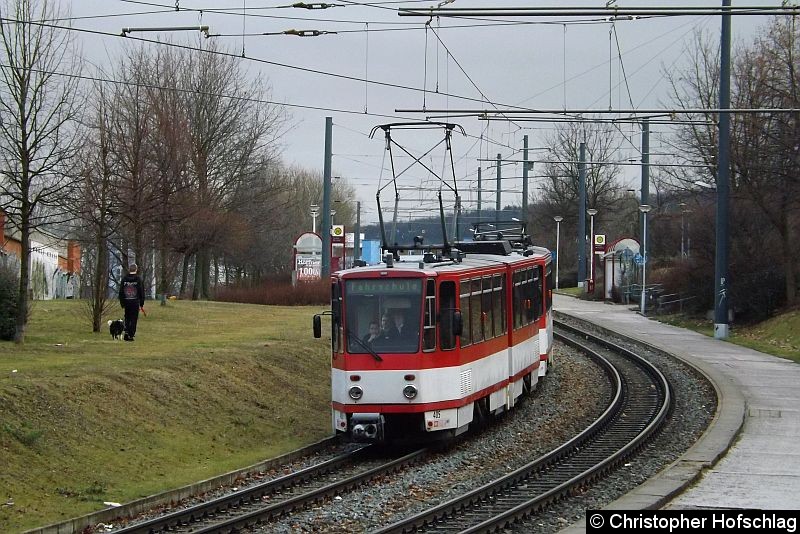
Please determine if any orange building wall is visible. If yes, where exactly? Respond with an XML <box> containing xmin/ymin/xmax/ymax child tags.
<box><xmin>68</xmin><ymin>241</ymin><xmax>81</xmax><ymax>274</ymax></box>
<box><xmin>1</xmin><ymin>208</ymin><xmax>22</xmax><ymax>257</ymax></box>
<box><xmin>1</xmin><ymin>210</ymin><xmax>80</xmax><ymax>274</ymax></box>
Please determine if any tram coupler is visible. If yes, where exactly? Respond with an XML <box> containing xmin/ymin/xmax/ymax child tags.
<box><xmin>350</xmin><ymin>413</ymin><xmax>385</xmax><ymax>442</ymax></box>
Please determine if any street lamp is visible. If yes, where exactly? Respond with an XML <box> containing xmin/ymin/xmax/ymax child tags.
<box><xmin>310</xmin><ymin>204</ymin><xmax>320</xmax><ymax>233</ymax></box>
<box><xmin>586</xmin><ymin>208</ymin><xmax>598</xmax><ymax>292</ymax></box>
<box><xmin>638</xmin><ymin>204</ymin><xmax>652</xmax><ymax>315</ymax></box>
<box><xmin>553</xmin><ymin>216</ymin><xmax>563</xmax><ymax>290</ymax></box>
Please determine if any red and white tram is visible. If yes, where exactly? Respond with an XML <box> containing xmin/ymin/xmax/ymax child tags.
<box><xmin>314</xmin><ymin>231</ymin><xmax>554</xmax><ymax>443</ymax></box>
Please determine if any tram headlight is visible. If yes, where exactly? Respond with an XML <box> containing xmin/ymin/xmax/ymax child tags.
<box><xmin>402</xmin><ymin>385</ymin><xmax>418</xmax><ymax>399</ymax></box>
<box><xmin>348</xmin><ymin>386</ymin><xmax>363</xmax><ymax>400</ymax></box>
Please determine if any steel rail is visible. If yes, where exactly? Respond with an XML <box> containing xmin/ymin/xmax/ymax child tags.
<box><xmin>372</xmin><ymin>320</ymin><xmax>671</xmax><ymax>533</ymax></box>
<box><xmin>189</xmin><ymin>448</ymin><xmax>428</xmax><ymax>534</ymax></box>
<box><xmin>466</xmin><ymin>322</ymin><xmax>672</xmax><ymax>533</ymax></box>
<box><xmin>113</xmin><ymin>445</ymin><xmax>371</xmax><ymax>533</ymax></box>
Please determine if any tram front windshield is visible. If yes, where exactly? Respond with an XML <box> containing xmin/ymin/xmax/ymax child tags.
<box><xmin>345</xmin><ymin>279</ymin><xmax>423</xmax><ymax>354</ymax></box>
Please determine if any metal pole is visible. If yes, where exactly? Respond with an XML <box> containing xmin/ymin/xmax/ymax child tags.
<box><xmin>588</xmin><ymin>212</ymin><xmax>595</xmax><ymax>283</ymax></box>
<box><xmin>496</xmin><ymin>153</ymin><xmax>501</xmax><ymax>222</ymax></box>
<box><xmin>554</xmin><ymin>216</ymin><xmax>563</xmax><ymax>290</ymax></box>
<box><xmin>588</xmin><ymin>209</ymin><xmax>597</xmax><ymax>290</ymax></box>
<box><xmin>681</xmin><ymin>212</ymin><xmax>685</xmax><ymax>258</ymax></box>
<box><xmin>354</xmin><ymin>201</ymin><xmax>361</xmax><ymax>261</ymax></box>
<box><xmin>477</xmin><ymin>166</ymin><xmax>482</xmax><ymax>220</ymax></box>
<box><xmin>577</xmin><ymin>143</ymin><xmax>587</xmax><ymax>288</ymax></box>
<box><xmin>687</xmin><ymin>218</ymin><xmax>691</xmax><ymax>258</ymax></box>
<box><xmin>638</xmin><ymin>204</ymin><xmax>652</xmax><ymax>314</ymax></box>
<box><xmin>556</xmin><ymin>221</ymin><xmax>561</xmax><ymax>290</ymax></box>
<box><xmin>322</xmin><ymin>117</ymin><xmax>332</xmax><ymax>277</ymax></box>
<box><xmin>399</xmin><ymin>106</ymin><xmax>800</xmax><ymax>115</ymax></box>
<box><xmin>680</xmin><ymin>203</ymin><xmax>686</xmax><ymax>258</ymax></box>
<box><xmin>641</xmin><ymin>119</ymin><xmax>650</xmax><ymax>240</ymax></box>
<box><xmin>399</xmin><ymin>6</ymin><xmax>799</xmax><ymax>17</ymax></box>
<box><xmin>641</xmin><ymin>212</ymin><xmax>647</xmax><ymax>315</ymax></box>
<box><xmin>522</xmin><ymin>135</ymin><xmax>529</xmax><ymax>221</ymax></box>
<box><xmin>714</xmin><ymin>0</ymin><xmax>731</xmax><ymax>339</ymax></box>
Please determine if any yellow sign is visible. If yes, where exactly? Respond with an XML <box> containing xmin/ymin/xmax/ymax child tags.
<box><xmin>332</xmin><ymin>225</ymin><xmax>344</xmax><ymax>236</ymax></box>
<box><xmin>594</xmin><ymin>234</ymin><xmax>606</xmax><ymax>245</ymax></box>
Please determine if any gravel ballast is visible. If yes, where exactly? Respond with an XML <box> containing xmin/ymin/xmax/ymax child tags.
<box><xmin>256</xmin><ymin>319</ymin><xmax>716</xmax><ymax>533</ymax></box>
<box><xmin>103</xmin><ymin>318</ymin><xmax>716</xmax><ymax>534</ymax></box>
<box><xmin>256</xmin><ymin>344</ymin><xmax>612</xmax><ymax>533</ymax></box>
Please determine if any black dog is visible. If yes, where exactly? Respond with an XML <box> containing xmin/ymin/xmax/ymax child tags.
<box><xmin>108</xmin><ymin>319</ymin><xmax>125</xmax><ymax>340</ymax></box>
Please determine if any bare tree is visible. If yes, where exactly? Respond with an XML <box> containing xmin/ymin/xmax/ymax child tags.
<box><xmin>78</xmin><ymin>81</ymin><xmax>118</xmax><ymax>332</ymax></box>
<box><xmin>107</xmin><ymin>46</ymin><xmax>161</xmax><ymax>291</ymax></box>
<box><xmin>660</xmin><ymin>30</ymin><xmax>721</xmax><ymax>191</ymax></box>
<box><xmin>732</xmin><ymin>18</ymin><xmax>800</xmax><ymax>305</ymax></box>
<box><xmin>532</xmin><ymin>120</ymin><xmax>625</xmax><ymax>280</ymax></box>
<box><xmin>0</xmin><ymin>0</ymin><xmax>82</xmax><ymax>343</ymax></box>
<box><xmin>144</xmin><ymin>46</ymin><xmax>193</xmax><ymax>302</ymax></box>
<box><xmin>540</xmin><ymin>119</ymin><xmax>626</xmax><ymax>217</ymax></box>
<box><xmin>180</xmin><ymin>41</ymin><xmax>286</xmax><ymax>299</ymax></box>
<box><xmin>663</xmin><ymin>21</ymin><xmax>800</xmax><ymax>310</ymax></box>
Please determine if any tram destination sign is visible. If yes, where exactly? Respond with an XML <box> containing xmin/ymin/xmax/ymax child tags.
<box><xmin>347</xmin><ymin>279</ymin><xmax>422</xmax><ymax>295</ymax></box>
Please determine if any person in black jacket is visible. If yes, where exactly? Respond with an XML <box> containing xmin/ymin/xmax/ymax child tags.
<box><xmin>119</xmin><ymin>263</ymin><xmax>145</xmax><ymax>341</ymax></box>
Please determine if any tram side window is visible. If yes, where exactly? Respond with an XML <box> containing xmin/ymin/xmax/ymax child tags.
<box><xmin>514</xmin><ymin>268</ymin><xmax>535</xmax><ymax>329</ymax></box>
<box><xmin>481</xmin><ymin>276</ymin><xmax>494</xmax><ymax>339</ymax></box>
<box><xmin>535</xmin><ymin>266</ymin><xmax>544</xmax><ymax>319</ymax></box>
<box><xmin>527</xmin><ymin>268</ymin><xmax>540</xmax><ymax>323</ymax></box>
<box><xmin>471</xmin><ymin>278</ymin><xmax>483</xmax><ymax>344</ymax></box>
<box><xmin>460</xmin><ymin>280</ymin><xmax>472</xmax><ymax>347</ymax></box>
<box><xmin>524</xmin><ymin>268</ymin><xmax>535</xmax><ymax>324</ymax></box>
<box><xmin>492</xmin><ymin>274</ymin><xmax>508</xmax><ymax>335</ymax></box>
<box><xmin>546</xmin><ymin>265</ymin><xmax>553</xmax><ymax>311</ymax></box>
<box><xmin>423</xmin><ymin>279</ymin><xmax>436</xmax><ymax>352</ymax></box>
<box><xmin>439</xmin><ymin>281</ymin><xmax>457</xmax><ymax>350</ymax></box>
<box><xmin>492</xmin><ymin>273</ymin><xmax>504</xmax><ymax>337</ymax></box>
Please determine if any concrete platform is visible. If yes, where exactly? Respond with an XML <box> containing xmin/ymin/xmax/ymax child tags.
<box><xmin>554</xmin><ymin>295</ymin><xmax>800</xmax><ymax>532</ymax></box>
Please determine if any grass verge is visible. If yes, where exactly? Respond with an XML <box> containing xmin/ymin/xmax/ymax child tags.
<box><xmin>555</xmin><ymin>287</ymin><xmax>582</xmax><ymax>298</ymax></box>
<box><xmin>0</xmin><ymin>300</ymin><xmax>331</xmax><ymax>532</ymax></box>
<box><xmin>658</xmin><ymin>308</ymin><xmax>800</xmax><ymax>363</ymax></box>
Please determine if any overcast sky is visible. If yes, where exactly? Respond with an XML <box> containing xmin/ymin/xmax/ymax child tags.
<box><xmin>68</xmin><ymin>1</ymin><xmax>778</xmax><ymax>224</ymax></box>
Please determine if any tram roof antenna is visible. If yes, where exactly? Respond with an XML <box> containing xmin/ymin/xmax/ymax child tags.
<box><xmin>370</xmin><ymin>122</ymin><xmax>465</xmax><ymax>260</ymax></box>
<box><xmin>438</xmin><ymin>191</ymin><xmax>451</xmax><ymax>255</ymax></box>
<box><xmin>376</xmin><ymin>193</ymin><xmax>392</xmax><ymax>258</ymax></box>
<box><xmin>369</xmin><ymin>122</ymin><xmax>465</xmax><ymax>195</ymax></box>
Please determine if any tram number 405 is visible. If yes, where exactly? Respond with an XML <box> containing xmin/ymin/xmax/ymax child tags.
<box><xmin>432</xmin><ymin>410</ymin><xmax>441</xmax><ymax>418</ymax></box>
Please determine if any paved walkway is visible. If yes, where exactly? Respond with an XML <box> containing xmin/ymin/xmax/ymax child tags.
<box><xmin>553</xmin><ymin>294</ymin><xmax>800</xmax><ymax>524</ymax></box>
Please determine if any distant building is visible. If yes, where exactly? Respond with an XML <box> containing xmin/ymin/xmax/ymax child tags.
<box><xmin>0</xmin><ymin>209</ymin><xmax>81</xmax><ymax>299</ymax></box>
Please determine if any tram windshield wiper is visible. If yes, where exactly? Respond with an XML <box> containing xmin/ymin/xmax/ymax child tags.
<box><xmin>345</xmin><ymin>329</ymin><xmax>383</xmax><ymax>361</ymax></box>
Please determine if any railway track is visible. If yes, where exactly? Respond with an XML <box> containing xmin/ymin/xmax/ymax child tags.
<box><xmin>113</xmin><ymin>445</ymin><xmax>428</xmax><ymax>534</ymax></box>
<box><xmin>371</xmin><ymin>320</ymin><xmax>672</xmax><ymax>533</ymax></box>
<box><xmin>114</xmin><ymin>321</ymin><xmax>670</xmax><ymax>534</ymax></box>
